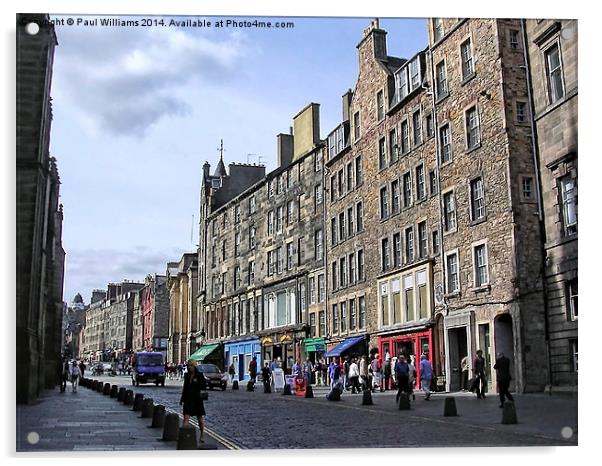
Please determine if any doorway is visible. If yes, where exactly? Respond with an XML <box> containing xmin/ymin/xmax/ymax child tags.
<box><xmin>494</xmin><ymin>314</ymin><xmax>515</xmax><ymax>391</ymax></box>
<box><xmin>447</xmin><ymin>326</ymin><xmax>468</xmax><ymax>391</ymax></box>
<box><xmin>478</xmin><ymin>323</ymin><xmax>492</xmax><ymax>391</ymax></box>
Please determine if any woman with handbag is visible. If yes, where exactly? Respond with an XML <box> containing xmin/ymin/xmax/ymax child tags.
<box><xmin>180</xmin><ymin>359</ymin><xmax>208</xmax><ymax>443</ymax></box>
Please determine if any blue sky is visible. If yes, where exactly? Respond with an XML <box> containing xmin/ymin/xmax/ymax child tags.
<box><xmin>50</xmin><ymin>15</ymin><xmax>427</xmax><ymax>304</ymax></box>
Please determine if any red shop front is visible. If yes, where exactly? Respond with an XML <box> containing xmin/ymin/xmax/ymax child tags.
<box><xmin>377</xmin><ymin>328</ymin><xmax>433</xmax><ymax>383</ymax></box>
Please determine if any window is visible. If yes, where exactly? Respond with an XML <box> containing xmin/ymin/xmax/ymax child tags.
<box><xmin>569</xmin><ymin>339</ymin><xmax>578</xmax><ymax>372</ymax></box>
<box><xmin>377</xmin><ymin>90</ymin><xmax>385</xmax><ymax>121</ymax></box>
<box><xmin>318</xmin><ymin>274</ymin><xmax>325</xmax><ymax>303</ymax></box>
<box><xmin>346</xmin><ymin>163</ymin><xmax>353</xmax><ymax>192</ymax></box>
<box><xmin>347</xmin><ymin>207</ymin><xmax>354</xmax><ymax>237</ymax></box>
<box><xmin>446</xmin><ymin>252</ymin><xmax>459</xmax><ymax>293</ymax></box>
<box><xmin>222</xmin><ymin>239</ymin><xmax>227</xmax><ymax>260</ymax></box>
<box><xmin>248</xmin><ymin>261</ymin><xmax>255</xmax><ymax>285</ymax></box>
<box><xmin>276</xmin><ymin>206</ymin><xmax>283</xmax><ymax>233</ymax></box>
<box><xmin>310</xmin><ymin>313</ymin><xmax>316</xmax><ymax>337</ymax></box>
<box><xmin>381</xmin><ymin>237</ymin><xmax>390</xmax><ymax>271</ymax></box>
<box><xmin>357</xmin><ymin>249</ymin><xmax>365</xmax><ymax>281</ymax></box>
<box><xmin>393</xmin><ymin>232</ymin><xmax>402</xmax><ymax>267</ymax></box>
<box><xmin>332</xmin><ymin>262</ymin><xmax>338</xmax><ymax>290</ymax></box>
<box><xmin>391</xmin><ymin>179</ymin><xmax>400</xmax><ymax>214</ymax></box>
<box><xmin>560</xmin><ymin>175</ymin><xmax>577</xmax><ymax>235</ymax></box>
<box><xmin>404</xmin><ymin>274</ymin><xmax>415</xmax><ymax>322</ymax></box>
<box><xmin>249</xmin><ymin>195</ymin><xmax>256</xmax><ymax>214</ymax></box>
<box><xmin>287</xmin><ymin>200</ymin><xmax>295</xmax><ymax>225</ymax></box>
<box><xmin>389</xmin><ymin>128</ymin><xmax>399</xmax><ymax>163</ymax></box>
<box><xmin>268</xmin><ymin>210</ymin><xmax>274</xmax><ymax>236</ymax></box>
<box><xmin>416</xmin><ymin>164</ymin><xmax>426</xmax><ymax>201</ymax></box>
<box><xmin>375</xmin><ymin>286</ymin><xmax>390</xmax><ymax>333</ymax></box>
<box><xmin>433</xmin><ymin>18</ymin><xmax>444</xmax><ymax>42</ymax></box>
<box><xmin>349</xmin><ymin>299</ymin><xmax>357</xmax><ymax>331</ymax></box>
<box><xmin>354</xmin><ymin>111</ymin><xmax>361</xmax><ymax>141</ymax></box>
<box><xmin>432</xmin><ymin>230</ymin><xmax>440</xmax><ymax>255</ymax></box>
<box><xmin>435</xmin><ymin>60</ymin><xmax>448</xmax><ymax>99</ymax></box>
<box><xmin>355</xmin><ymin>155</ymin><xmax>363</xmax><ymax>186</ymax></box>
<box><xmin>516</xmin><ymin>101</ymin><xmax>528</xmax><ymax>124</ymax></box>
<box><xmin>392</xmin><ymin>279</ymin><xmax>401</xmax><ymax>323</ymax></box>
<box><xmin>309</xmin><ymin>277</ymin><xmax>316</xmax><ymax>304</ymax></box>
<box><xmin>277</xmin><ymin>246</ymin><xmax>284</xmax><ymax>274</ymax></box>
<box><xmin>429</xmin><ymin>169</ymin><xmax>438</xmax><ymax>195</ymax></box>
<box><xmin>473</xmin><ymin>243</ymin><xmax>489</xmax><ymax>287</ymax></box>
<box><xmin>235</xmin><ymin>205</ymin><xmax>241</xmax><ymax>223</ymax></box>
<box><xmin>278</xmin><ymin>175</ymin><xmax>285</xmax><ymax>194</ymax></box>
<box><xmin>349</xmin><ymin>252</ymin><xmax>356</xmax><ymax>284</ymax></box>
<box><xmin>234</xmin><ymin>266</ymin><xmax>241</xmax><ymax>290</ymax></box>
<box><xmin>426</xmin><ymin>114</ymin><xmax>434</xmax><ymax>138</ymax></box>
<box><xmin>359</xmin><ymin>296</ymin><xmax>366</xmax><ymax>328</ymax></box>
<box><xmin>380</xmin><ymin>186</ymin><xmax>389</xmax><ymax>219</ymax></box>
<box><xmin>418</xmin><ymin>221</ymin><xmax>428</xmax><ymax>258</ymax></box>
<box><xmin>319</xmin><ymin>310</ymin><xmax>326</xmax><ymax>336</ymax></box>
<box><xmin>332</xmin><ymin>304</ymin><xmax>339</xmax><ymax>334</ymax></box>
<box><xmin>403</xmin><ymin>172</ymin><xmax>412</xmax><ymax>208</ymax></box>
<box><xmin>315</xmin><ymin>151</ymin><xmax>323</xmax><ymax>172</ymax></box>
<box><xmin>234</xmin><ymin>232</ymin><xmax>241</xmax><ymax>256</ymax></box>
<box><xmin>396</xmin><ymin>67</ymin><xmax>408</xmax><ymax>101</ymax></box>
<box><xmin>439</xmin><ymin>124</ymin><xmax>452</xmax><ymax>163</ymax></box>
<box><xmin>378</xmin><ymin>137</ymin><xmax>387</xmax><ymax>170</ymax></box>
<box><xmin>339</xmin><ymin>212</ymin><xmax>346</xmax><ymax>242</ymax></box>
<box><xmin>268</xmin><ymin>180</ymin><xmax>275</xmax><ymax>198</ymax></box>
<box><xmin>566</xmin><ymin>278</ymin><xmax>578</xmax><ymax>321</ymax></box>
<box><xmin>545</xmin><ymin>43</ymin><xmax>564</xmax><ymax>103</ymax></box>
<box><xmin>286</xmin><ymin>169</ymin><xmax>293</xmax><ymax>189</ymax></box>
<box><xmin>509</xmin><ymin>29</ymin><xmax>521</xmax><ymax>50</ymax></box>
<box><xmin>267</xmin><ymin>251</ymin><xmax>274</xmax><ymax>276</ymax></box>
<box><xmin>315</xmin><ymin>184</ymin><xmax>323</xmax><ymax>209</ymax></box>
<box><xmin>340</xmin><ymin>301</ymin><xmax>347</xmax><ymax>333</ymax></box>
<box><xmin>410</xmin><ymin>58</ymin><xmax>421</xmax><ymax>89</ymax></box>
<box><xmin>522</xmin><ymin>176</ymin><xmax>534</xmax><ymax>201</ymax></box>
<box><xmin>356</xmin><ymin>202</ymin><xmax>364</xmax><ymax>232</ymax></box>
<box><xmin>470</xmin><ymin>177</ymin><xmax>485</xmax><ymax>221</ymax></box>
<box><xmin>405</xmin><ymin>227</ymin><xmax>414</xmax><ymax>263</ymax></box>
<box><xmin>338</xmin><ymin>169</ymin><xmax>344</xmax><ymax>197</ymax></box>
<box><xmin>249</xmin><ymin>226</ymin><xmax>256</xmax><ymax>249</ymax></box>
<box><xmin>331</xmin><ymin>217</ymin><xmax>337</xmax><ymax>245</ymax></box>
<box><xmin>413</xmin><ymin>111</ymin><xmax>422</xmax><ymax>146</ymax></box>
<box><xmin>465</xmin><ymin>106</ymin><xmax>480</xmax><ymax>150</ymax></box>
<box><xmin>330</xmin><ymin>175</ymin><xmax>336</xmax><ymax>203</ymax></box>
<box><xmin>299</xmin><ymin>284</ymin><xmax>306</xmax><ymax>313</ymax></box>
<box><xmin>443</xmin><ymin>191</ymin><xmax>456</xmax><ymax>232</ymax></box>
<box><xmin>460</xmin><ymin>38</ymin><xmax>474</xmax><ymax>79</ymax></box>
<box><xmin>401</xmin><ymin>120</ymin><xmax>410</xmax><ymax>154</ymax></box>
<box><xmin>287</xmin><ymin>242</ymin><xmax>295</xmax><ymax>270</ymax></box>
<box><xmin>417</xmin><ymin>270</ymin><xmax>428</xmax><ymax>319</ymax></box>
<box><xmin>298</xmin><ymin>237</ymin><xmax>305</xmax><ymax>265</ymax></box>
<box><xmin>314</xmin><ymin>229</ymin><xmax>323</xmax><ymax>261</ymax></box>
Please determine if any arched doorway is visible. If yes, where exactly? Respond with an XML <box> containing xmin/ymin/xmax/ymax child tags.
<box><xmin>494</xmin><ymin>313</ymin><xmax>515</xmax><ymax>391</ymax></box>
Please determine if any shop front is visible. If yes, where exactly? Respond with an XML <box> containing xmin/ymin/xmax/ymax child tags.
<box><xmin>224</xmin><ymin>338</ymin><xmax>261</xmax><ymax>382</ymax></box>
<box><xmin>377</xmin><ymin>327</ymin><xmax>433</xmax><ymax>387</ymax></box>
<box><xmin>259</xmin><ymin>324</ymin><xmax>307</xmax><ymax>375</ymax></box>
<box><xmin>303</xmin><ymin>337</ymin><xmax>326</xmax><ymax>363</ymax></box>
<box><xmin>323</xmin><ymin>335</ymin><xmax>367</xmax><ymax>361</ymax></box>
<box><xmin>189</xmin><ymin>343</ymin><xmax>224</xmax><ymax>370</ymax></box>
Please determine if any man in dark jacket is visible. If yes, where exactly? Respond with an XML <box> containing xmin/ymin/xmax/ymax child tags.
<box><xmin>473</xmin><ymin>350</ymin><xmax>487</xmax><ymax>399</ymax></box>
<box><xmin>494</xmin><ymin>352</ymin><xmax>514</xmax><ymax>408</ymax></box>
<box><xmin>394</xmin><ymin>355</ymin><xmax>410</xmax><ymax>403</ymax></box>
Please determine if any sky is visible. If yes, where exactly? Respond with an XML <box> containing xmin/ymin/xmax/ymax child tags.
<box><xmin>49</xmin><ymin>15</ymin><xmax>428</xmax><ymax>305</ymax></box>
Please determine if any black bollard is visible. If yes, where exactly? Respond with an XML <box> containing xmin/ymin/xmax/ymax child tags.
<box><xmin>443</xmin><ymin>397</ymin><xmax>458</xmax><ymax>417</ymax></box>
<box><xmin>96</xmin><ymin>381</ymin><xmax>103</xmax><ymax>393</ymax></box>
<box><xmin>326</xmin><ymin>386</ymin><xmax>341</xmax><ymax>401</ymax></box>
<box><xmin>501</xmin><ymin>401</ymin><xmax>518</xmax><ymax>424</ymax></box>
<box><xmin>282</xmin><ymin>384</ymin><xmax>292</xmax><ymax>396</ymax></box>
<box><xmin>305</xmin><ymin>385</ymin><xmax>314</xmax><ymax>398</ymax></box>
<box><xmin>177</xmin><ymin>426</ymin><xmax>198</xmax><ymax>450</ymax></box>
<box><xmin>398</xmin><ymin>393</ymin><xmax>411</xmax><ymax>410</ymax></box>
<box><xmin>246</xmin><ymin>380</ymin><xmax>255</xmax><ymax>391</ymax></box>
<box><xmin>151</xmin><ymin>405</ymin><xmax>166</xmax><ymax>428</ymax></box>
<box><xmin>162</xmin><ymin>413</ymin><xmax>180</xmax><ymax>441</ymax></box>
<box><xmin>232</xmin><ymin>380</ymin><xmax>239</xmax><ymax>390</ymax></box>
<box><xmin>117</xmin><ymin>387</ymin><xmax>126</xmax><ymax>402</ymax></box>
<box><xmin>132</xmin><ymin>393</ymin><xmax>145</xmax><ymax>411</ymax></box>
<box><xmin>362</xmin><ymin>389</ymin><xmax>374</xmax><ymax>405</ymax></box>
<box><xmin>91</xmin><ymin>380</ymin><xmax>98</xmax><ymax>390</ymax></box>
<box><xmin>141</xmin><ymin>398</ymin><xmax>154</xmax><ymax>418</ymax></box>
<box><xmin>110</xmin><ymin>385</ymin><xmax>118</xmax><ymax>398</ymax></box>
<box><xmin>103</xmin><ymin>383</ymin><xmax>111</xmax><ymax>395</ymax></box>
<box><xmin>124</xmin><ymin>389</ymin><xmax>134</xmax><ymax>406</ymax></box>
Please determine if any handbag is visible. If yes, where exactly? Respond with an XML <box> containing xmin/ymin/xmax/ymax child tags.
<box><xmin>200</xmin><ymin>391</ymin><xmax>209</xmax><ymax>401</ymax></box>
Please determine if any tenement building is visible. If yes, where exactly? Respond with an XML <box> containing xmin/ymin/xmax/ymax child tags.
<box><xmin>16</xmin><ymin>14</ymin><xmax>66</xmax><ymax>403</ymax></box>
<box><xmin>140</xmin><ymin>274</ymin><xmax>170</xmax><ymax>355</ymax></box>
<box><xmin>324</xmin><ymin>18</ymin><xmax>550</xmax><ymax>393</ymax></box>
<box><xmin>525</xmin><ymin>19</ymin><xmax>578</xmax><ymax>389</ymax></box>
<box><xmin>196</xmin><ymin>104</ymin><xmax>325</xmax><ymax>380</ymax></box>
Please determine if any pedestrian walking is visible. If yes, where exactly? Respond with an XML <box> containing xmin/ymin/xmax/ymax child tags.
<box><xmin>460</xmin><ymin>355</ymin><xmax>469</xmax><ymax>391</ymax></box>
<box><xmin>359</xmin><ymin>355</ymin><xmax>369</xmax><ymax>391</ymax></box>
<box><xmin>493</xmin><ymin>352</ymin><xmax>514</xmax><ymax>408</ymax></box>
<box><xmin>383</xmin><ymin>354</ymin><xmax>392</xmax><ymax>391</ymax></box>
<box><xmin>343</xmin><ymin>357</ymin><xmax>350</xmax><ymax>391</ymax></box>
<box><xmin>370</xmin><ymin>354</ymin><xmax>383</xmax><ymax>392</ymax></box>
<box><xmin>261</xmin><ymin>362</ymin><xmax>271</xmax><ymax>391</ymax></box>
<box><xmin>70</xmin><ymin>361</ymin><xmax>81</xmax><ymax>393</ymax></box>
<box><xmin>321</xmin><ymin>358</ymin><xmax>328</xmax><ymax>387</ymax></box>
<box><xmin>394</xmin><ymin>355</ymin><xmax>410</xmax><ymax>404</ymax></box>
<box><xmin>473</xmin><ymin>350</ymin><xmax>487</xmax><ymax>399</ymax></box>
<box><xmin>60</xmin><ymin>358</ymin><xmax>70</xmax><ymax>393</ymax></box>
<box><xmin>180</xmin><ymin>359</ymin><xmax>207</xmax><ymax>444</ymax></box>
<box><xmin>303</xmin><ymin>358</ymin><xmax>314</xmax><ymax>386</ymax></box>
<box><xmin>408</xmin><ymin>355</ymin><xmax>417</xmax><ymax>400</ymax></box>
<box><xmin>78</xmin><ymin>360</ymin><xmax>86</xmax><ymax>378</ymax></box>
<box><xmin>177</xmin><ymin>363</ymin><xmax>183</xmax><ymax>380</ymax></box>
<box><xmin>249</xmin><ymin>356</ymin><xmax>258</xmax><ymax>382</ymax></box>
<box><xmin>292</xmin><ymin>359</ymin><xmax>302</xmax><ymax>377</ymax></box>
<box><xmin>348</xmin><ymin>358</ymin><xmax>361</xmax><ymax>394</ymax></box>
<box><xmin>419</xmin><ymin>354</ymin><xmax>433</xmax><ymax>400</ymax></box>
<box><xmin>329</xmin><ymin>360</ymin><xmax>341</xmax><ymax>389</ymax></box>
<box><xmin>228</xmin><ymin>362</ymin><xmax>236</xmax><ymax>384</ymax></box>
<box><xmin>314</xmin><ymin>359</ymin><xmax>323</xmax><ymax>386</ymax></box>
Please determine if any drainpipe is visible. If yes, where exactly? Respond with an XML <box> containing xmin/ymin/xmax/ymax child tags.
<box><xmin>426</xmin><ymin>48</ymin><xmax>451</xmax><ymax>391</ymax></box>
<box><xmin>520</xmin><ymin>19</ymin><xmax>553</xmax><ymax>394</ymax></box>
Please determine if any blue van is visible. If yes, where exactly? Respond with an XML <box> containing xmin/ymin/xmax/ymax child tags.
<box><xmin>131</xmin><ymin>352</ymin><xmax>165</xmax><ymax>387</ymax></box>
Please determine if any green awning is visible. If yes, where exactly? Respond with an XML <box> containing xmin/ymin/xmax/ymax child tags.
<box><xmin>189</xmin><ymin>343</ymin><xmax>219</xmax><ymax>362</ymax></box>
<box><xmin>304</xmin><ymin>338</ymin><xmax>326</xmax><ymax>353</ymax></box>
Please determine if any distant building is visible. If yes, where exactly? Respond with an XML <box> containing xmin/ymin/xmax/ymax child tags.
<box><xmin>140</xmin><ymin>274</ymin><xmax>170</xmax><ymax>356</ymax></box>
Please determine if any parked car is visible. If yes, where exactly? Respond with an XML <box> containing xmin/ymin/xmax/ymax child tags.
<box><xmin>198</xmin><ymin>364</ymin><xmax>227</xmax><ymax>390</ymax></box>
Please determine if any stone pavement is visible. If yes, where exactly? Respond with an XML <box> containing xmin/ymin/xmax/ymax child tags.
<box><xmin>15</xmin><ymin>379</ymin><xmax>224</xmax><ymax>452</ymax></box>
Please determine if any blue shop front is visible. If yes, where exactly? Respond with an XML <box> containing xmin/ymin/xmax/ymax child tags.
<box><xmin>224</xmin><ymin>338</ymin><xmax>262</xmax><ymax>382</ymax></box>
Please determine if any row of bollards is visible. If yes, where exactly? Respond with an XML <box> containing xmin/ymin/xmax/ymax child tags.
<box><xmin>80</xmin><ymin>377</ymin><xmax>217</xmax><ymax>449</ymax></box>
